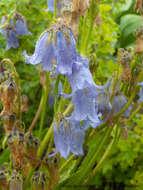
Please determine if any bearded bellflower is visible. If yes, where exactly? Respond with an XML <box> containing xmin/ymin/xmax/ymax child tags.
<box><xmin>0</xmin><ymin>16</ymin><xmax>19</xmax><ymax>50</ymax></box>
<box><xmin>24</xmin><ymin>24</ymin><xmax>80</xmax><ymax>75</ymax></box>
<box><xmin>13</xmin><ymin>13</ymin><xmax>31</xmax><ymax>36</ymax></box>
<box><xmin>0</xmin><ymin>13</ymin><xmax>31</xmax><ymax>50</ymax></box>
<box><xmin>45</xmin><ymin>0</ymin><xmax>71</xmax><ymax>13</ymax></box>
<box><xmin>53</xmin><ymin>119</ymin><xmax>85</xmax><ymax>158</ymax></box>
<box><xmin>24</xmin><ymin>31</ymin><xmax>56</xmax><ymax>71</ymax></box>
<box><xmin>63</xmin><ymin>62</ymin><xmax>110</xmax><ymax>128</ymax></box>
<box><xmin>95</xmin><ymin>89</ymin><xmax>112</xmax><ymax>121</ymax></box>
<box><xmin>112</xmin><ymin>94</ymin><xmax>132</xmax><ymax>117</ymax></box>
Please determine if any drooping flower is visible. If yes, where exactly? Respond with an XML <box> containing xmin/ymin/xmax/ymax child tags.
<box><xmin>53</xmin><ymin>119</ymin><xmax>86</xmax><ymax>158</ymax></box>
<box><xmin>53</xmin><ymin>121</ymin><xmax>71</xmax><ymax>158</ymax></box>
<box><xmin>45</xmin><ymin>0</ymin><xmax>71</xmax><ymax>13</ymax></box>
<box><xmin>45</xmin><ymin>0</ymin><xmax>54</xmax><ymax>12</ymax></box>
<box><xmin>24</xmin><ymin>24</ymin><xmax>80</xmax><ymax>74</ymax></box>
<box><xmin>112</xmin><ymin>94</ymin><xmax>132</xmax><ymax>117</ymax></box>
<box><xmin>0</xmin><ymin>16</ymin><xmax>19</xmax><ymax>50</ymax></box>
<box><xmin>95</xmin><ymin>89</ymin><xmax>112</xmax><ymax>121</ymax></box>
<box><xmin>13</xmin><ymin>13</ymin><xmax>31</xmax><ymax>36</ymax></box>
<box><xmin>63</xmin><ymin>63</ymin><xmax>110</xmax><ymax>127</ymax></box>
<box><xmin>24</xmin><ymin>31</ymin><xmax>56</xmax><ymax>71</ymax></box>
<box><xmin>0</xmin><ymin>13</ymin><xmax>31</xmax><ymax>50</ymax></box>
<box><xmin>55</xmin><ymin>27</ymin><xmax>78</xmax><ymax>75</ymax></box>
<box><xmin>5</xmin><ymin>27</ymin><xmax>19</xmax><ymax>50</ymax></box>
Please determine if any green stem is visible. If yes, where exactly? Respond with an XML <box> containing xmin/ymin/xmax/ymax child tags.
<box><xmin>84</xmin><ymin>126</ymin><xmax>118</xmax><ymax>184</ymax></box>
<box><xmin>77</xmin><ymin>126</ymin><xmax>113</xmax><ymax>183</ymax></box>
<box><xmin>39</xmin><ymin>73</ymin><xmax>50</xmax><ymax>136</ymax></box>
<box><xmin>115</xmin><ymin>69</ymin><xmax>143</xmax><ymax>118</ymax></box>
<box><xmin>54</xmin><ymin>0</ymin><xmax>57</xmax><ymax>18</ymax></box>
<box><xmin>110</xmin><ymin>66</ymin><xmax>120</xmax><ymax>103</ymax></box>
<box><xmin>23</xmin><ymin>167</ymin><xmax>35</xmax><ymax>189</ymax></box>
<box><xmin>54</xmin><ymin>75</ymin><xmax>61</xmax><ymax>113</ymax></box>
<box><xmin>0</xmin><ymin>9</ymin><xmax>16</xmax><ymax>30</ymax></box>
<box><xmin>127</xmin><ymin>103</ymin><xmax>143</xmax><ymax>122</ymax></box>
<box><xmin>81</xmin><ymin>0</ymin><xmax>98</xmax><ymax>55</ymax></box>
<box><xmin>28</xmin><ymin>95</ymin><xmax>43</xmax><ymax>133</ymax></box>
<box><xmin>59</xmin><ymin>155</ymin><xmax>76</xmax><ymax>173</ymax></box>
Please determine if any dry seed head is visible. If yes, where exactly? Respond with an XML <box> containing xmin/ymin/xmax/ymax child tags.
<box><xmin>0</xmin><ymin>167</ymin><xmax>9</xmax><ymax>189</ymax></box>
<box><xmin>31</xmin><ymin>172</ymin><xmax>49</xmax><ymax>190</ymax></box>
<box><xmin>1</xmin><ymin>112</ymin><xmax>16</xmax><ymax>134</ymax></box>
<box><xmin>9</xmin><ymin>171</ymin><xmax>23</xmax><ymax>190</ymax></box>
<box><xmin>24</xmin><ymin>133</ymin><xmax>39</xmax><ymax>167</ymax></box>
<box><xmin>72</xmin><ymin>0</ymin><xmax>90</xmax><ymax>15</ymax></box>
<box><xmin>134</xmin><ymin>0</ymin><xmax>143</xmax><ymax>14</ymax></box>
<box><xmin>8</xmin><ymin>130</ymin><xmax>25</xmax><ymax>170</ymax></box>
<box><xmin>0</xmin><ymin>79</ymin><xmax>18</xmax><ymax>115</ymax></box>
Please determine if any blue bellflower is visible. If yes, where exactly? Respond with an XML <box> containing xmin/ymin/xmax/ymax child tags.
<box><xmin>45</xmin><ymin>0</ymin><xmax>71</xmax><ymax>13</ymax></box>
<box><xmin>24</xmin><ymin>31</ymin><xmax>56</xmax><ymax>71</ymax></box>
<box><xmin>55</xmin><ymin>28</ymin><xmax>78</xmax><ymax>75</ymax></box>
<box><xmin>112</xmin><ymin>95</ymin><xmax>132</xmax><ymax>117</ymax></box>
<box><xmin>53</xmin><ymin>120</ymin><xmax>85</xmax><ymax>158</ymax></box>
<box><xmin>63</xmin><ymin>63</ymin><xmax>110</xmax><ymax>127</ymax></box>
<box><xmin>45</xmin><ymin>0</ymin><xmax>54</xmax><ymax>12</ymax></box>
<box><xmin>14</xmin><ymin>13</ymin><xmax>31</xmax><ymax>36</ymax></box>
<box><xmin>95</xmin><ymin>89</ymin><xmax>112</xmax><ymax>121</ymax></box>
<box><xmin>0</xmin><ymin>16</ymin><xmax>19</xmax><ymax>50</ymax></box>
<box><xmin>0</xmin><ymin>14</ymin><xmax>31</xmax><ymax>50</ymax></box>
<box><xmin>24</xmin><ymin>25</ymin><xmax>80</xmax><ymax>75</ymax></box>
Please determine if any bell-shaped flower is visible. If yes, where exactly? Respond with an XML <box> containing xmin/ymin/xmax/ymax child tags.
<box><xmin>70</xmin><ymin>120</ymin><xmax>85</xmax><ymax>155</ymax></box>
<box><xmin>24</xmin><ymin>25</ymin><xmax>80</xmax><ymax>74</ymax></box>
<box><xmin>5</xmin><ymin>27</ymin><xmax>19</xmax><ymax>50</ymax></box>
<box><xmin>0</xmin><ymin>16</ymin><xmax>19</xmax><ymax>50</ymax></box>
<box><xmin>53</xmin><ymin>121</ymin><xmax>71</xmax><ymax>158</ymax></box>
<box><xmin>45</xmin><ymin>0</ymin><xmax>54</xmax><ymax>12</ymax></box>
<box><xmin>55</xmin><ymin>28</ymin><xmax>78</xmax><ymax>75</ymax></box>
<box><xmin>53</xmin><ymin>119</ymin><xmax>86</xmax><ymax>158</ymax></box>
<box><xmin>24</xmin><ymin>31</ymin><xmax>56</xmax><ymax>71</ymax></box>
<box><xmin>13</xmin><ymin>13</ymin><xmax>31</xmax><ymax>36</ymax></box>
<box><xmin>69</xmin><ymin>87</ymin><xmax>101</xmax><ymax>127</ymax></box>
<box><xmin>95</xmin><ymin>89</ymin><xmax>112</xmax><ymax>121</ymax></box>
<box><xmin>112</xmin><ymin>94</ymin><xmax>132</xmax><ymax>117</ymax></box>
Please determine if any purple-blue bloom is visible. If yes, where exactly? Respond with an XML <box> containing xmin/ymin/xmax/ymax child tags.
<box><xmin>45</xmin><ymin>0</ymin><xmax>71</xmax><ymax>13</ymax></box>
<box><xmin>55</xmin><ymin>28</ymin><xmax>78</xmax><ymax>75</ymax></box>
<box><xmin>112</xmin><ymin>95</ymin><xmax>132</xmax><ymax>117</ymax></box>
<box><xmin>0</xmin><ymin>16</ymin><xmax>19</xmax><ymax>50</ymax></box>
<box><xmin>0</xmin><ymin>14</ymin><xmax>31</xmax><ymax>50</ymax></box>
<box><xmin>95</xmin><ymin>89</ymin><xmax>112</xmax><ymax>120</ymax></box>
<box><xmin>24</xmin><ymin>26</ymin><xmax>80</xmax><ymax>75</ymax></box>
<box><xmin>24</xmin><ymin>31</ymin><xmax>56</xmax><ymax>71</ymax></box>
<box><xmin>53</xmin><ymin>119</ymin><xmax>85</xmax><ymax>158</ymax></box>
<box><xmin>14</xmin><ymin>13</ymin><xmax>31</xmax><ymax>36</ymax></box>
<box><xmin>45</xmin><ymin>0</ymin><xmax>54</xmax><ymax>12</ymax></box>
<box><xmin>5</xmin><ymin>28</ymin><xmax>19</xmax><ymax>50</ymax></box>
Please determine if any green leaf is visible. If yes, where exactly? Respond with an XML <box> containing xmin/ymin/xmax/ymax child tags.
<box><xmin>120</xmin><ymin>14</ymin><xmax>143</xmax><ymax>47</ymax></box>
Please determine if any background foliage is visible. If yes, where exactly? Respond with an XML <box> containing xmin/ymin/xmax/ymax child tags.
<box><xmin>0</xmin><ymin>0</ymin><xmax>143</xmax><ymax>189</ymax></box>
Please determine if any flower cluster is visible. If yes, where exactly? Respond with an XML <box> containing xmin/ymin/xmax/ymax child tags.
<box><xmin>0</xmin><ymin>13</ymin><xmax>31</xmax><ymax>50</ymax></box>
<box><xmin>24</xmin><ymin>23</ymin><xmax>132</xmax><ymax>158</ymax></box>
